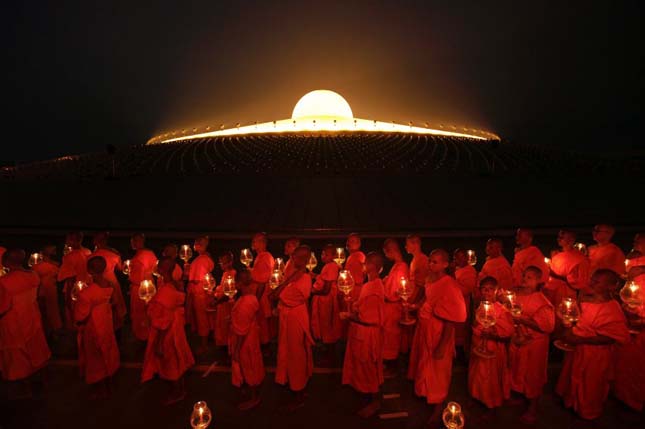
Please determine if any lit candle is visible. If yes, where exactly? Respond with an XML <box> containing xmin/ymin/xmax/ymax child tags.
<box><xmin>544</xmin><ymin>257</ymin><xmax>551</xmax><ymax>266</ymax></box>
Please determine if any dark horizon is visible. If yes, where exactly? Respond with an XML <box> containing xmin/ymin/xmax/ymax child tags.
<box><xmin>5</xmin><ymin>0</ymin><xmax>643</xmax><ymax>165</ymax></box>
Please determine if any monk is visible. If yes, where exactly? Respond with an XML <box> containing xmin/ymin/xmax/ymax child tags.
<box><xmin>341</xmin><ymin>251</ymin><xmax>385</xmax><ymax>418</ymax></box>
<box><xmin>468</xmin><ymin>276</ymin><xmax>513</xmax><ymax>421</ymax></box>
<box><xmin>74</xmin><ymin>256</ymin><xmax>120</xmax><ymax>399</ymax></box>
<box><xmin>33</xmin><ymin>245</ymin><xmax>62</xmax><ymax>334</ymax></box>
<box><xmin>250</xmin><ymin>232</ymin><xmax>275</xmax><ymax>345</ymax></box>
<box><xmin>283</xmin><ymin>237</ymin><xmax>300</xmax><ymax>277</ymax></box>
<box><xmin>341</xmin><ymin>233</ymin><xmax>366</xmax><ymax>339</ymax></box>
<box><xmin>129</xmin><ymin>233</ymin><xmax>158</xmax><ymax>341</ymax></box>
<box><xmin>382</xmin><ymin>238</ymin><xmax>409</xmax><ymax>374</ymax></box>
<box><xmin>543</xmin><ymin>230</ymin><xmax>591</xmax><ymax>306</ymax></box>
<box><xmin>512</xmin><ymin>228</ymin><xmax>549</xmax><ymax>286</ymax></box>
<box><xmin>556</xmin><ymin>269</ymin><xmax>629</xmax><ymax>419</ymax></box>
<box><xmin>479</xmin><ymin>238</ymin><xmax>513</xmax><ymax>291</ymax></box>
<box><xmin>269</xmin><ymin>245</ymin><xmax>313</xmax><ymax>412</ymax></box>
<box><xmin>588</xmin><ymin>224</ymin><xmax>626</xmax><ymax>276</ymax></box>
<box><xmin>311</xmin><ymin>244</ymin><xmax>341</xmax><ymax>365</ymax></box>
<box><xmin>453</xmin><ymin>248</ymin><xmax>478</xmax><ymax>353</ymax></box>
<box><xmin>403</xmin><ymin>235</ymin><xmax>428</xmax><ymax>354</ymax></box>
<box><xmin>186</xmin><ymin>236</ymin><xmax>215</xmax><ymax>355</ymax></box>
<box><xmin>213</xmin><ymin>251</ymin><xmax>237</xmax><ymax>351</ymax></box>
<box><xmin>142</xmin><ymin>257</ymin><xmax>194</xmax><ymax>405</ymax></box>
<box><xmin>57</xmin><ymin>231</ymin><xmax>90</xmax><ymax>329</ymax></box>
<box><xmin>230</xmin><ymin>269</ymin><xmax>265</xmax><ymax>410</ymax></box>
<box><xmin>0</xmin><ymin>249</ymin><xmax>51</xmax><ymax>398</ymax></box>
<box><xmin>508</xmin><ymin>266</ymin><xmax>555</xmax><ymax>424</ymax></box>
<box><xmin>92</xmin><ymin>232</ymin><xmax>127</xmax><ymax>335</ymax></box>
<box><xmin>407</xmin><ymin>249</ymin><xmax>466</xmax><ymax>427</ymax></box>
<box><xmin>161</xmin><ymin>244</ymin><xmax>183</xmax><ymax>282</ymax></box>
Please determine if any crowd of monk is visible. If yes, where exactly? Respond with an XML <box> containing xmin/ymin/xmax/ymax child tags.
<box><xmin>0</xmin><ymin>225</ymin><xmax>643</xmax><ymax>427</ymax></box>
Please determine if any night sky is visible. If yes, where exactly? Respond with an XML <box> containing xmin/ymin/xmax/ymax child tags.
<box><xmin>5</xmin><ymin>0</ymin><xmax>643</xmax><ymax>164</ymax></box>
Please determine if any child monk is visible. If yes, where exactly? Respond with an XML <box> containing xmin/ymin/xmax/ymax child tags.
<box><xmin>142</xmin><ymin>257</ymin><xmax>195</xmax><ymax>405</ymax></box>
<box><xmin>73</xmin><ymin>256</ymin><xmax>120</xmax><ymax>399</ymax></box>
<box><xmin>468</xmin><ymin>276</ymin><xmax>513</xmax><ymax>421</ymax></box>
<box><xmin>543</xmin><ymin>230</ymin><xmax>590</xmax><ymax>306</ymax></box>
<box><xmin>92</xmin><ymin>232</ymin><xmax>127</xmax><ymax>336</ymax></box>
<box><xmin>269</xmin><ymin>245</ymin><xmax>313</xmax><ymax>412</ymax></box>
<box><xmin>341</xmin><ymin>251</ymin><xmax>385</xmax><ymax>418</ymax></box>
<box><xmin>58</xmin><ymin>231</ymin><xmax>90</xmax><ymax>329</ymax></box>
<box><xmin>403</xmin><ymin>235</ymin><xmax>428</xmax><ymax>354</ymax></box>
<box><xmin>555</xmin><ymin>269</ymin><xmax>630</xmax><ymax>420</ymax></box>
<box><xmin>129</xmin><ymin>233</ymin><xmax>158</xmax><ymax>341</ymax></box>
<box><xmin>283</xmin><ymin>237</ymin><xmax>300</xmax><ymax>277</ymax></box>
<box><xmin>407</xmin><ymin>249</ymin><xmax>466</xmax><ymax>427</ymax></box>
<box><xmin>382</xmin><ymin>238</ymin><xmax>409</xmax><ymax>374</ymax></box>
<box><xmin>453</xmin><ymin>248</ymin><xmax>478</xmax><ymax>354</ymax></box>
<box><xmin>512</xmin><ymin>228</ymin><xmax>549</xmax><ymax>286</ymax></box>
<box><xmin>230</xmin><ymin>269</ymin><xmax>265</xmax><ymax>410</ymax></box>
<box><xmin>0</xmin><ymin>249</ymin><xmax>51</xmax><ymax>398</ymax></box>
<box><xmin>508</xmin><ymin>266</ymin><xmax>555</xmax><ymax>424</ymax></box>
<box><xmin>250</xmin><ymin>232</ymin><xmax>275</xmax><ymax>345</ymax></box>
<box><xmin>341</xmin><ymin>233</ymin><xmax>366</xmax><ymax>339</ymax></box>
<box><xmin>588</xmin><ymin>224</ymin><xmax>626</xmax><ymax>276</ymax></box>
<box><xmin>213</xmin><ymin>251</ymin><xmax>237</xmax><ymax>352</ymax></box>
<box><xmin>479</xmin><ymin>238</ymin><xmax>513</xmax><ymax>291</ymax></box>
<box><xmin>311</xmin><ymin>244</ymin><xmax>341</xmax><ymax>365</ymax></box>
<box><xmin>186</xmin><ymin>236</ymin><xmax>214</xmax><ymax>355</ymax></box>
<box><xmin>33</xmin><ymin>245</ymin><xmax>62</xmax><ymax>335</ymax></box>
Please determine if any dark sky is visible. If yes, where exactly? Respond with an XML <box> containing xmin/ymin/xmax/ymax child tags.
<box><xmin>5</xmin><ymin>0</ymin><xmax>643</xmax><ymax>164</ymax></box>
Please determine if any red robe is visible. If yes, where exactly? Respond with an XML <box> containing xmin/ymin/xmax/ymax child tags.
<box><xmin>556</xmin><ymin>300</ymin><xmax>629</xmax><ymax>419</ymax></box>
<box><xmin>588</xmin><ymin>243</ymin><xmax>626</xmax><ymax>276</ymax></box>
<box><xmin>311</xmin><ymin>262</ymin><xmax>341</xmax><ymax>344</ymax></box>
<box><xmin>340</xmin><ymin>251</ymin><xmax>366</xmax><ymax>339</ymax></box>
<box><xmin>544</xmin><ymin>249</ymin><xmax>590</xmax><ymax>306</ymax></box>
<box><xmin>275</xmin><ymin>273</ymin><xmax>313</xmax><ymax>391</ymax></box>
<box><xmin>251</xmin><ymin>251</ymin><xmax>275</xmax><ymax>344</ymax></box>
<box><xmin>468</xmin><ymin>302</ymin><xmax>513</xmax><ymax>408</ymax></box>
<box><xmin>142</xmin><ymin>282</ymin><xmax>194</xmax><ymax>382</ymax></box>
<box><xmin>57</xmin><ymin>248</ymin><xmax>89</xmax><ymax>329</ymax></box>
<box><xmin>214</xmin><ymin>269</ymin><xmax>236</xmax><ymax>347</ymax></box>
<box><xmin>74</xmin><ymin>284</ymin><xmax>120</xmax><ymax>384</ymax></box>
<box><xmin>33</xmin><ymin>260</ymin><xmax>63</xmax><ymax>332</ymax></box>
<box><xmin>454</xmin><ymin>264</ymin><xmax>478</xmax><ymax>346</ymax></box>
<box><xmin>0</xmin><ymin>270</ymin><xmax>51</xmax><ymax>380</ymax></box>
<box><xmin>401</xmin><ymin>253</ymin><xmax>428</xmax><ymax>353</ymax></box>
<box><xmin>342</xmin><ymin>278</ymin><xmax>384</xmax><ymax>393</ymax></box>
<box><xmin>129</xmin><ymin>249</ymin><xmax>158</xmax><ymax>341</ymax></box>
<box><xmin>509</xmin><ymin>291</ymin><xmax>555</xmax><ymax>398</ymax></box>
<box><xmin>230</xmin><ymin>294</ymin><xmax>265</xmax><ymax>387</ymax></box>
<box><xmin>92</xmin><ymin>248</ymin><xmax>127</xmax><ymax>330</ymax></box>
<box><xmin>186</xmin><ymin>254</ymin><xmax>214</xmax><ymax>337</ymax></box>
<box><xmin>382</xmin><ymin>261</ymin><xmax>409</xmax><ymax>360</ymax></box>
<box><xmin>407</xmin><ymin>275</ymin><xmax>467</xmax><ymax>404</ymax></box>
<box><xmin>512</xmin><ymin>245</ymin><xmax>549</xmax><ymax>287</ymax></box>
<box><xmin>479</xmin><ymin>256</ymin><xmax>513</xmax><ymax>290</ymax></box>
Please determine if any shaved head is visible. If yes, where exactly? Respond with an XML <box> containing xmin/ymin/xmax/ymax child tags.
<box><xmin>87</xmin><ymin>256</ymin><xmax>107</xmax><ymax>275</ymax></box>
<box><xmin>366</xmin><ymin>251</ymin><xmax>384</xmax><ymax>271</ymax></box>
<box><xmin>430</xmin><ymin>248</ymin><xmax>450</xmax><ymax>263</ymax></box>
<box><xmin>591</xmin><ymin>269</ymin><xmax>621</xmax><ymax>293</ymax></box>
<box><xmin>93</xmin><ymin>231</ymin><xmax>110</xmax><ymax>247</ymax></box>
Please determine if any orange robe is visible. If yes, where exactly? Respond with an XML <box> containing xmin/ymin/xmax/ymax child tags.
<box><xmin>588</xmin><ymin>243</ymin><xmax>626</xmax><ymax>276</ymax></box>
<box><xmin>129</xmin><ymin>249</ymin><xmax>158</xmax><ymax>341</ymax></box>
<box><xmin>556</xmin><ymin>300</ymin><xmax>629</xmax><ymax>420</ymax></box>
<box><xmin>341</xmin><ymin>251</ymin><xmax>366</xmax><ymax>339</ymax></box>
<box><xmin>401</xmin><ymin>253</ymin><xmax>428</xmax><ymax>353</ymax></box>
<box><xmin>92</xmin><ymin>248</ymin><xmax>127</xmax><ymax>330</ymax></box>
<box><xmin>275</xmin><ymin>273</ymin><xmax>313</xmax><ymax>391</ymax></box>
<box><xmin>454</xmin><ymin>264</ymin><xmax>478</xmax><ymax>346</ymax></box>
<box><xmin>214</xmin><ymin>269</ymin><xmax>236</xmax><ymax>347</ymax></box>
<box><xmin>479</xmin><ymin>256</ymin><xmax>513</xmax><ymax>290</ymax></box>
<box><xmin>311</xmin><ymin>262</ymin><xmax>341</xmax><ymax>344</ymax></box>
<box><xmin>407</xmin><ymin>275</ymin><xmax>467</xmax><ymax>404</ymax></box>
<box><xmin>186</xmin><ymin>254</ymin><xmax>214</xmax><ymax>337</ymax></box>
<box><xmin>0</xmin><ymin>270</ymin><xmax>51</xmax><ymax>380</ymax></box>
<box><xmin>57</xmin><ymin>248</ymin><xmax>89</xmax><ymax>329</ymax></box>
<box><xmin>614</xmin><ymin>291</ymin><xmax>645</xmax><ymax>412</ymax></box>
<box><xmin>342</xmin><ymin>278</ymin><xmax>384</xmax><ymax>393</ymax></box>
<box><xmin>142</xmin><ymin>283</ymin><xmax>194</xmax><ymax>382</ymax></box>
<box><xmin>74</xmin><ymin>284</ymin><xmax>120</xmax><ymax>384</ymax></box>
<box><xmin>230</xmin><ymin>294</ymin><xmax>265</xmax><ymax>387</ymax></box>
<box><xmin>468</xmin><ymin>302</ymin><xmax>513</xmax><ymax>408</ymax></box>
<box><xmin>382</xmin><ymin>261</ymin><xmax>409</xmax><ymax>360</ymax></box>
<box><xmin>509</xmin><ymin>291</ymin><xmax>554</xmax><ymax>398</ymax></box>
<box><xmin>512</xmin><ymin>245</ymin><xmax>549</xmax><ymax>287</ymax></box>
<box><xmin>544</xmin><ymin>249</ymin><xmax>590</xmax><ymax>306</ymax></box>
<box><xmin>251</xmin><ymin>251</ymin><xmax>274</xmax><ymax>344</ymax></box>
<box><xmin>33</xmin><ymin>260</ymin><xmax>63</xmax><ymax>332</ymax></box>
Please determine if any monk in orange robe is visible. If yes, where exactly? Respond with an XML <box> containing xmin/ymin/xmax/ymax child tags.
<box><xmin>588</xmin><ymin>224</ymin><xmax>626</xmax><ymax>276</ymax></box>
<box><xmin>283</xmin><ymin>237</ymin><xmax>300</xmax><ymax>278</ymax></box>
<box><xmin>57</xmin><ymin>231</ymin><xmax>89</xmax><ymax>329</ymax></box>
<box><xmin>341</xmin><ymin>233</ymin><xmax>365</xmax><ymax>339</ymax></box>
<box><xmin>508</xmin><ymin>266</ymin><xmax>555</xmax><ymax>425</ymax></box>
<box><xmin>408</xmin><ymin>249</ymin><xmax>467</xmax><ymax>427</ymax></box>
<box><xmin>230</xmin><ymin>269</ymin><xmax>265</xmax><ymax>410</ymax></box>
<box><xmin>211</xmin><ymin>252</ymin><xmax>236</xmax><ymax>351</ymax></box>
<box><xmin>74</xmin><ymin>256</ymin><xmax>120</xmax><ymax>398</ymax></box>
<box><xmin>402</xmin><ymin>235</ymin><xmax>428</xmax><ymax>354</ymax></box>
<box><xmin>269</xmin><ymin>246</ymin><xmax>313</xmax><ymax>412</ymax></box>
<box><xmin>0</xmin><ymin>249</ymin><xmax>51</xmax><ymax>397</ymax></box>
<box><xmin>382</xmin><ymin>238</ymin><xmax>409</xmax><ymax>374</ymax></box>
<box><xmin>311</xmin><ymin>244</ymin><xmax>341</xmax><ymax>365</ymax></box>
<box><xmin>479</xmin><ymin>238</ymin><xmax>513</xmax><ymax>291</ymax></box>
<box><xmin>453</xmin><ymin>248</ymin><xmax>478</xmax><ymax>352</ymax></box>
<box><xmin>186</xmin><ymin>236</ymin><xmax>214</xmax><ymax>355</ymax></box>
<box><xmin>129</xmin><ymin>233</ymin><xmax>158</xmax><ymax>341</ymax></box>
<box><xmin>142</xmin><ymin>257</ymin><xmax>194</xmax><ymax>405</ymax></box>
<box><xmin>92</xmin><ymin>232</ymin><xmax>127</xmax><ymax>334</ymax></box>
<box><xmin>556</xmin><ymin>269</ymin><xmax>630</xmax><ymax>420</ymax></box>
<box><xmin>512</xmin><ymin>228</ymin><xmax>549</xmax><ymax>286</ymax></box>
<box><xmin>33</xmin><ymin>245</ymin><xmax>62</xmax><ymax>334</ymax></box>
<box><xmin>250</xmin><ymin>232</ymin><xmax>275</xmax><ymax>345</ymax></box>
<box><xmin>341</xmin><ymin>251</ymin><xmax>385</xmax><ymax>418</ymax></box>
<box><xmin>544</xmin><ymin>230</ymin><xmax>591</xmax><ymax>306</ymax></box>
<box><xmin>468</xmin><ymin>276</ymin><xmax>513</xmax><ymax>420</ymax></box>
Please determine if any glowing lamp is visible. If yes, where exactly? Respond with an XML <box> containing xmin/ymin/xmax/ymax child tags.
<box><xmin>269</xmin><ymin>269</ymin><xmax>284</xmax><ymax>290</ymax></box>
<box><xmin>442</xmin><ymin>401</ymin><xmax>465</xmax><ymax>429</ymax></box>
<box><xmin>179</xmin><ymin>245</ymin><xmax>193</xmax><ymax>264</ymax></box>
<box><xmin>203</xmin><ymin>273</ymin><xmax>216</xmax><ymax>292</ymax></box>
<box><xmin>333</xmin><ymin>247</ymin><xmax>346</xmax><ymax>267</ymax></box>
<box><xmin>122</xmin><ymin>259</ymin><xmax>131</xmax><ymax>276</ymax></box>
<box><xmin>240</xmin><ymin>248</ymin><xmax>253</xmax><ymax>270</ymax></box>
<box><xmin>620</xmin><ymin>280</ymin><xmax>643</xmax><ymax>310</ymax></box>
<box><xmin>473</xmin><ymin>300</ymin><xmax>497</xmax><ymax>359</ymax></box>
<box><xmin>138</xmin><ymin>279</ymin><xmax>156</xmax><ymax>303</ymax></box>
<box><xmin>71</xmin><ymin>280</ymin><xmax>88</xmax><ymax>302</ymax></box>
<box><xmin>190</xmin><ymin>401</ymin><xmax>212</xmax><ymax>429</ymax></box>
<box><xmin>467</xmin><ymin>249</ymin><xmax>477</xmax><ymax>266</ymax></box>
<box><xmin>222</xmin><ymin>275</ymin><xmax>237</xmax><ymax>298</ymax></box>
<box><xmin>306</xmin><ymin>252</ymin><xmax>318</xmax><ymax>272</ymax></box>
<box><xmin>28</xmin><ymin>253</ymin><xmax>43</xmax><ymax>268</ymax></box>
